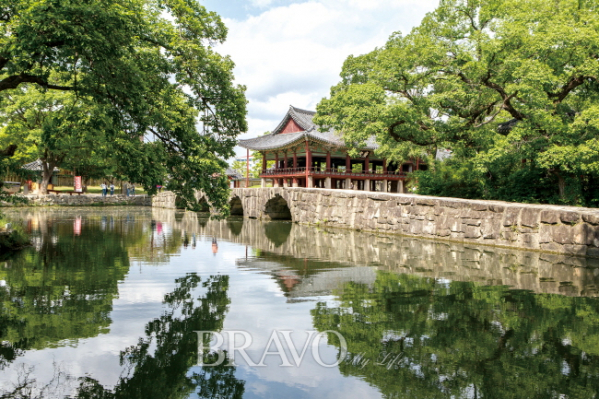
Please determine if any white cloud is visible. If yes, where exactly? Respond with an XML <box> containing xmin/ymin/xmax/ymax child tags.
<box><xmin>250</xmin><ymin>0</ymin><xmax>276</xmax><ymax>8</ymax></box>
<box><xmin>217</xmin><ymin>0</ymin><xmax>440</xmax><ymax>154</ymax></box>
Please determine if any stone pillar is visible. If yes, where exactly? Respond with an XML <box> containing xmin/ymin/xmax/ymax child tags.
<box><xmin>345</xmin><ymin>178</ymin><xmax>352</xmax><ymax>190</ymax></box>
<box><xmin>292</xmin><ymin>178</ymin><xmax>299</xmax><ymax>187</ymax></box>
<box><xmin>283</xmin><ymin>179</ymin><xmax>289</xmax><ymax>188</ymax></box>
<box><xmin>364</xmin><ymin>179</ymin><xmax>370</xmax><ymax>191</ymax></box>
<box><xmin>382</xmin><ymin>180</ymin><xmax>388</xmax><ymax>192</ymax></box>
<box><xmin>261</xmin><ymin>178</ymin><xmax>266</xmax><ymax>188</ymax></box>
<box><xmin>308</xmin><ymin>176</ymin><xmax>314</xmax><ymax>188</ymax></box>
<box><xmin>325</xmin><ymin>177</ymin><xmax>332</xmax><ymax>189</ymax></box>
<box><xmin>397</xmin><ymin>180</ymin><xmax>404</xmax><ymax>193</ymax></box>
<box><xmin>274</xmin><ymin>179</ymin><xmax>280</xmax><ymax>188</ymax></box>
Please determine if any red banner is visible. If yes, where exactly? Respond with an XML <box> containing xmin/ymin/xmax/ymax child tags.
<box><xmin>74</xmin><ymin>176</ymin><xmax>82</xmax><ymax>192</ymax></box>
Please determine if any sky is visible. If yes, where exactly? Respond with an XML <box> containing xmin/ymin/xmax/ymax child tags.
<box><xmin>201</xmin><ymin>0</ymin><xmax>440</xmax><ymax>159</ymax></box>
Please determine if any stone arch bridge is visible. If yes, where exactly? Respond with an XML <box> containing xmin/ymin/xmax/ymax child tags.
<box><xmin>152</xmin><ymin>187</ymin><xmax>599</xmax><ymax>257</ymax></box>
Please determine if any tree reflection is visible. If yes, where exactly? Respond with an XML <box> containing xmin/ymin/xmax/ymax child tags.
<box><xmin>312</xmin><ymin>271</ymin><xmax>599</xmax><ymax>399</ymax></box>
<box><xmin>0</xmin><ymin>221</ymin><xmax>131</xmax><ymax>369</ymax></box>
<box><xmin>74</xmin><ymin>274</ymin><xmax>245</xmax><ymax>399</ymax></box>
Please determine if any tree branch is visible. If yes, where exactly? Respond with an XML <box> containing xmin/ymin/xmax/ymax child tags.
<box><xmin>0</xmin><ymin>73</ymin><xmax>73</xmax><ymax>93</ymax></box>
<box><xmin>481</xmin><ymin>77</ymin><xmax>526</xmax><ymax>120</ymax></box>
<box><xmin>549</xmin><ymin>75</ymin><xmax>596</xmax><ymax>105</ymax></box>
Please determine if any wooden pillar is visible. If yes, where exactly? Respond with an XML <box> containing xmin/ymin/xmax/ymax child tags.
<box><xmin>305</xmin><ymin>140</ymin><xmax>312</xmax><ymax>187</ymax></box>
<box><xmin>262</xmin><ymin>153</ymin><xmax>267</xmax><ymax>173</ymax></box>
<box><xmin>326</xmin><ymin>151</ymin><xmax>331</xmax><ymax>173</ymax></box>
<box><xmin>293</xmin><ymin>151</ymin><xmax>298</xmax><ymax>169</ymax></box>
<box><xmin>416</xmin><ymin>158</ymin><xmax>420</xmax><ymax>171</ymax></box>
<box><xmin>284</xmin><ymin>152</ymin><xmax>288</xmax><ymax>169</ymax></box>
<box><xmin>246</xmin><ymin>148</ymin><xmax>250</xmax><ymax>189</ymax></box>
<box><xmin>346</xmin><ymin>153</ymin><xmax>351</xmax><ymax>172</ymax></box>
<box><xmin>383</xmin><ymin>159</ymin><xmax>387</xmax><ymax>174</ymax></box>
<box><xmin>365</xmin><ymin>155</ymin><xmax>370</xmax><ymax>173</ymax></box>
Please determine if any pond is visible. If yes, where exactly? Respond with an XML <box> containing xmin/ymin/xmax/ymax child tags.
<box><xmin>1</xmin><ymin>207</ymin><xmax>599</xmax><ymax>398</ymax></box>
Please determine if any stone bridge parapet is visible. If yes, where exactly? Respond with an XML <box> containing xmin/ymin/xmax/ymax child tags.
<box><xmin>230</xmin><ymin>187</ymin><xmax>599</xmax><ymax>257</ymax></box>
<box><xmin>151</xmin><ymin>187</ymin><xmax>599</xmax><ymax>257</ymax></box>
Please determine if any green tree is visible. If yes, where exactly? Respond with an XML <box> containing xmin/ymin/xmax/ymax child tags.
<box><xmin>0</xmin><ymin>0</ymin><xmax>247</xmax><ymax>208</ymax></box>
<box><xmin>314</xmin><ymin>0</ymin><xmax>599</xmax><ymax>204</ymax></box>
<box><xmin>0</xmin><ymin>87</ymin><xmax>117</xmax><ymax>192</ymax></box>
<box><xmin>230</xmin><ymin>160</ymin><xmax>247</xmax><ymax>178</ymax></box>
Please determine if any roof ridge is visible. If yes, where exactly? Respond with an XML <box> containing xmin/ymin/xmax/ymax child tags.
<box><xmin>290</xmin><ymin>105</ymin><xmax>316</xmax><ymax>115</ymax></box>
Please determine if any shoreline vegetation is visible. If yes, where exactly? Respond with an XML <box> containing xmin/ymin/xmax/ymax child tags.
<box><xmin>0</xmin><ymin>222</ymin><xmax>30</xmax><ymax>254</ymax></box>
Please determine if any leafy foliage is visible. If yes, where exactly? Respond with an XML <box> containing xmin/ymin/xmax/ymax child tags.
<box><xmin>315</xmin><ymin>0</ymin><xmax>599</xmax><ymax>204</ymax></box>
<box><xmin>0</xmin><ymin>0</ymin><xmax>247</xmax><ymax>209</ymax></box>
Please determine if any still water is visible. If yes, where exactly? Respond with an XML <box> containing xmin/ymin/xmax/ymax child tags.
<box><xmin>1</xmin><ymin>207</ymin><xmax>599</xmax><ymax>398</ymax></box>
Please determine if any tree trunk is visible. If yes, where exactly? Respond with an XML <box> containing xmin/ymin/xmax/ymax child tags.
<box><xmin>39</xmin><ymin>161</ymin><xmax>55</xmax><ymax>195</ymax></box>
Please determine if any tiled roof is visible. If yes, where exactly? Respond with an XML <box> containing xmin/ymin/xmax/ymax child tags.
<box><xmin>272</xmin><ymin>106</ymin><xmax>317</xmax><ymax>134</ymax></box>
<box><xmin>22</xmin><ymin>159</ymin><xmax>59</xmax><ymax>172</ymax></box>
<box><xmin>225</xmin><ymin>168</ymin><xmax>243</xmax><ymax>179</ymax></box>
<box><xmin>498</xmin><ymin>119</ymin><xmax>519</xmax><ymax>134</ymax></box>
<box><xmin>239</xmin><ymin>106</ymin><xmax>379</xmax><ymax>152</ymax></box>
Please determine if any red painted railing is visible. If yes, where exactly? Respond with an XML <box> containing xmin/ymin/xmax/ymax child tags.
<box><xmin>260</xmin><ymin>167</ymin><xmax>407</xmax><ymax>179</ymax></box>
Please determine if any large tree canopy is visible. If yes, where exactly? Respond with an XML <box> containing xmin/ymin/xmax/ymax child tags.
<box><xmin>315</xmin><ymin>0</ymin><xmax>599</xmax><ymax>204</ymax></box>
<box><xmin>0</xmin><ymin>0</ymin><xmax>247</xmax><ymax>208</ymax></box>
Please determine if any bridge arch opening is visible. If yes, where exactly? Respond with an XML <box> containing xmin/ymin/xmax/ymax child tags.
<box><xmin>229</xmin><ymin>196</ymin><xmax>244</xmax><ymax>216</ymax></box>
<box><xmin>264</xmin><ymin>194</ymin><xmax>292</xmax><ymax>220</ymax></box>
<box><xmin>197</xmin><ymin>197</ymin><xmax>210</xmax><ymax>213</ymax></box>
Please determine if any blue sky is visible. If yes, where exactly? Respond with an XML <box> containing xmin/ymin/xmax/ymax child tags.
<box><xmin>202</xmin><ymin>0</ymin><xmax>440</xmax><ymax>158</ymax></box>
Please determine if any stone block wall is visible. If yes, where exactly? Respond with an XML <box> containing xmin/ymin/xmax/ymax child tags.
<box><xmin>152</xmin><ymin>191</ymin><xmax>177</xmax><ymax>209</ymax></box>
<box><xmin>233</xmin><ymin>188</ymin><xmax>599</xmax><ymax>257</ymax></box>
<box><xmin>5</xmin><ymin>194</ymin><xmax>151</xmax><ymax>207</ymax></box>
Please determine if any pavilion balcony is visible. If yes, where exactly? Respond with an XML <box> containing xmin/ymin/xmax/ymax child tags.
<box><xmin>260</xmin><ymin>167</ymin><xmax>407</xmax><ymax>180</ymax></box>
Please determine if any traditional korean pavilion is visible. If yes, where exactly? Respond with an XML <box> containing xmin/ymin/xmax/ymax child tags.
<box><xmin>238</xmin><ymin>106</ymin><xmax>425</xmax><ymax>192</ymax></box>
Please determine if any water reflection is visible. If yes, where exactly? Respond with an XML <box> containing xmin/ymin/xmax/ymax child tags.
<box><xmin>1</xmin><ymin>207</ymin><xmax>599</xmax><ymax>399</ymax></box>
<box><xmin>263</xmin><ymin>222</ymin><xmax>292</xmax><ymax>247</ymax></box>
<box><xmin>312</xmin><ymin>271</ymin><xmax>599</xmax><ymax>399</ymax></box>
<box><xmin>0</xmin><ymin>215</ymin><xmax>131</xmax><ymax>369</ymax></box>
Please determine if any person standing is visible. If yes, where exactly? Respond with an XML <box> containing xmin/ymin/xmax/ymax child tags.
<box><xmin>131</xmin><ymin>184</ymin><xmax>136</xmax><ymax>196</ymax></box>
<box><xmin>110</xmin><ymin>183</ymin><xmax>115</xmax><ymax>196</ymax></box>
<box><xmin>126</xmin><ymin>183</ymin><xmax>130</xmax><ymax>197</ymax></box>
<box><xmin>100</xmin><ymin>182</ymin><xmax>107</xmax><ymax>197</ymax></box>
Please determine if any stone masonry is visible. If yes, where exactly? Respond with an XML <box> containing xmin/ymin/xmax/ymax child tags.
<box><xmin>4</xmin><ymin>194</ymin><xmax>151</xmax><ymax>207</ymax></box>
<box><xmin>224</xmin><ymin>187</ymin><xmax>599</xmax><ymax>258</ymax></box>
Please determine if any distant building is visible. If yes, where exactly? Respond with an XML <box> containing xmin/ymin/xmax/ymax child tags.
<box><xmin>238</xmin><ymin>106</ymin><xmax>426</xmax><ymax>192</ymax></box>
